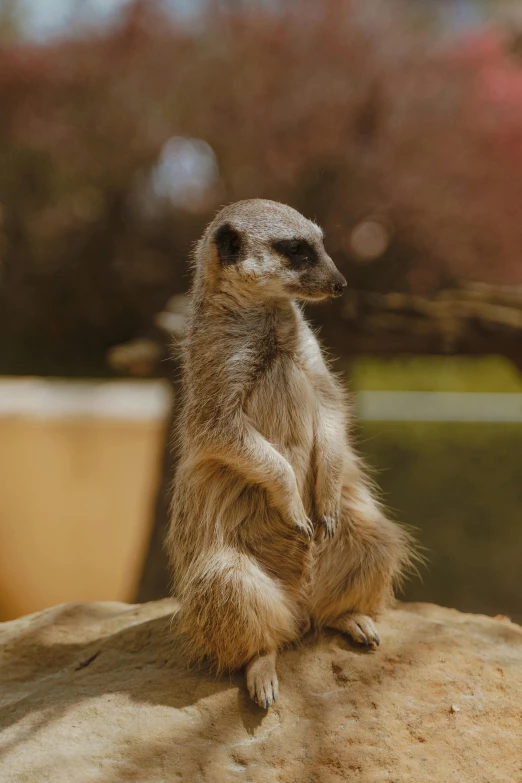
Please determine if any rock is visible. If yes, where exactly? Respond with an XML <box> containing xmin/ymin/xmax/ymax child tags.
<box><xmin>0</xmin><ymin>600</ymin><xmax>521</xmax><ymax>782</ymax></box>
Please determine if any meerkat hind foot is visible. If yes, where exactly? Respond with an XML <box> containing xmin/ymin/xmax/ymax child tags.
<box><xmin>246</xmin><ymin>650</ymin><xmax>279</xmax><ymax>708</ymax></box>
<box><xmin>328</xmin><ymin>613</ymin><xmax>380</xmax><ymax>650</ymax></box>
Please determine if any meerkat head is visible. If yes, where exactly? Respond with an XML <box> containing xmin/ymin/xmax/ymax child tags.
<box><xmin>198</xmin><ymin>199</ymin><xmax>347</xmax><ymax>303</ymax></box>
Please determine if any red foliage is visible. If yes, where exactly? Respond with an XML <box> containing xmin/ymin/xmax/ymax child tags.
<box><xmin>1</xmin><ymin>1</ymin><xmax>522</xmax><ymax>373</ymax></box>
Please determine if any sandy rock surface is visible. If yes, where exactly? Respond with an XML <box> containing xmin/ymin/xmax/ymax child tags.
<box><xmin>0</xmin><ymin>599</ymin><xmax>521</xmax><ymax>783</ymax></box>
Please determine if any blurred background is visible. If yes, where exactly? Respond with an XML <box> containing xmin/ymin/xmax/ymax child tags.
<box><xmin>1</xmin><ymin>0</ymin><xmax>521</xmax><ymax>623</ymax></box>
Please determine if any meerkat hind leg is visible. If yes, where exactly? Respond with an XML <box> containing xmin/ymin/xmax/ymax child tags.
<box><xmin>327</xmin><ymin>612</ymin><xmax>380</xmax><ymax>649</ymax></box>
<box><xmin>246</xmin><ymin>650</ymin><xmax>278</xmax><ymax>708</ymax></box>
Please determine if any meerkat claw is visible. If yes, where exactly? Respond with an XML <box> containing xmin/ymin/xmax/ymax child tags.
<box><xmin>294</xmin><ymin>517</ymin><xmax>314</xmax><ymax>540</ymax></box>
<box><xmin>321</xmin><ymin>515</ymin><xmax>337</xmax><ymax>538</ymax></box>
<box><xmin>332</xmin><ymin>613</ymin><xmax>381</xmax><ymax>650</ymax></box>
<box><xmin>246</xmin><ymin>652</ymin><xmax>279</xmax><ymax>708</ymax></box>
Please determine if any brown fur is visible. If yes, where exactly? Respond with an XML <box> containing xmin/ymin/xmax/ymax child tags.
<box><xmin>167</xmin><ymin>199</ymin><xmax>414</xmax><ymax>705</ymax></box>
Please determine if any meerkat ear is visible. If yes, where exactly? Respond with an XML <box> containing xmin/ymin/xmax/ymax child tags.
<box><xmin>214</xmin><ymin>223</ymin><xmax>242</xmax><ymax>266</ymax></box>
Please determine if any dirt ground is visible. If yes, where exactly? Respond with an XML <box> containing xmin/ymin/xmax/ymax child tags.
<box><xmin>0</xmin><ymin>599</ymin><xmax>520</xmax><ymax>782</ymax></box>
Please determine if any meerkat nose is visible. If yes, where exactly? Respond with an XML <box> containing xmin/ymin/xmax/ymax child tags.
<box><xmin>332</xmin><ymin>276</ymin><xmax>347</xmax><ymax>297</ymax></box>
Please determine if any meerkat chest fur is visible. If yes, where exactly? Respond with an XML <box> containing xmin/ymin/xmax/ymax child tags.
<box><xmin>241</xmin><ymin>305</ymin><xmax>320</xmax><ymax>494</ymax></box>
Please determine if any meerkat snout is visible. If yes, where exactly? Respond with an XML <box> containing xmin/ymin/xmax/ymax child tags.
<box><xmin>332</xmin><ymin>275</ymin><xmax>348</xmax><ymax>297</ymax></box>
<box><xmin>284</xmin><ymin>247</ymin><xmax>347</xmax><ymax>302</ymax></box>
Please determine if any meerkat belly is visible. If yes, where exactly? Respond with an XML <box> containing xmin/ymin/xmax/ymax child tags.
<box><xmin>247</xmin><ymin>358</ymin><xmax>316</xmax><ymax>499</ymax></box>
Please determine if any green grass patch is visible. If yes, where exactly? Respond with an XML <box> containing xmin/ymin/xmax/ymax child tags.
<box><xmin>348</xmin><ymin>355</ymin><xmax>522</xmax><ymax>393</ymax></box>
<box><xmin>357</xmin><ymin>420</ymin><xmax>522</xmax><ymax>622</ymax></box>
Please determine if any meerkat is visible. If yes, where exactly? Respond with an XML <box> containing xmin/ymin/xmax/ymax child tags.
<box><xmin>167</xmin><ymin>199</ymin><xmax>413</xmax><ymax>708</ymax></box>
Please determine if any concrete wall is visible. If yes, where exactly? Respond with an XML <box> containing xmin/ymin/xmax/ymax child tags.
<box><xmin>0</xmin><ymin>379</ymin><xmax>171</xmax><ymax>620</ymax></box>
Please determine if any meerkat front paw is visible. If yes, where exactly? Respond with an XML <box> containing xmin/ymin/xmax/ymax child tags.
<box><xmin>292</xmin><ymin>514</ymin><xmax>314</xmax><ymax>540</ymax></box>
<box><xmin>246</xmin><ymin>651</ymin><xmax>279</xmax><ymax>708</ymax></box>
<box><xmin>316</xmin><ymin>501</ymin><xmax>341</xmax><ymax>539</ymax></box>
<box><xmin>286</xmin><ymin>496</ymin><xmax>314</xmax><ymax>540</ymax></box>
<box><xmin>320</xmin><ymin>508</ymin><xmax>339</xmax><ymax>539</ymax></box>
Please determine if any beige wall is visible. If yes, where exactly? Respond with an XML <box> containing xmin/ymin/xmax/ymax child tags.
<box><xmin>0</xmin><ymin>380</ymin><xmax>171</xmax><ymax>621</ymax></box>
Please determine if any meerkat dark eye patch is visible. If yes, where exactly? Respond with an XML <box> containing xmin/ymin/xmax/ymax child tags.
<box><xmin>214</xmin><ymin>223</ymin><xmax>242</xmax><ymax>266</ymax></box>
<box><xmin>272</xmin><ymin>238</ymin><xmax>319</xmax><ymax>270</ymax></box>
